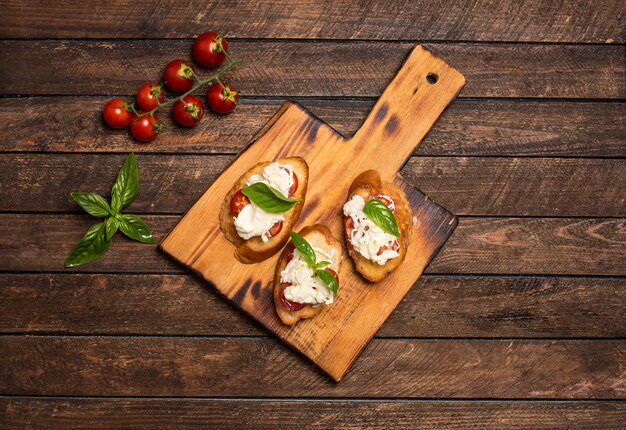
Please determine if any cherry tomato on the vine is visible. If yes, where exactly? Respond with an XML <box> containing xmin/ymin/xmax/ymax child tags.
<box><xmin>102</xmin><ymin>98</ymin><xmax>132</xmax><ymax>129</ymax></box>
<box><xmin>172</xmin><ymin>95</ymin><xmax>205</xmax><ymax>127</ymax></box>
<box><xmin>193</xmin><ymin>31</ymin><xmax>229</xmax><ymax>68</ymax></box>
<box><xmin>129</xmin><ymin>112</ymin><xmax>162</xmax><ymax>143</ymax></box>
<box><xmin>136</xmin><ymin>82</ymin><xmax>164</xmax><ymax>111</ymax></box>
<box><xmin>207</xmin><ymin>82</ymin><xmax>239</xmax><ymax>114</ymax></box>
<box><xmin>163</xmin><ymin>59</ymin><xmax>196</xmax><ymax>93</ymax></box>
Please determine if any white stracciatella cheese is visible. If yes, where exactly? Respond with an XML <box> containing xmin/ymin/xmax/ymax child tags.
<box><xmin>343</xmin><ymin>194</ymin><xmax>400</xmax><ymax>265</ymax></box>
<box><xmin>234</xmin><ymin>162</ymin><xmax>293</xmax><ymax>242</ymax></box>
<box><xmin>281</xmin><ymin>246</ymin><xmax>337</xmax><ymax>305</ymax></box>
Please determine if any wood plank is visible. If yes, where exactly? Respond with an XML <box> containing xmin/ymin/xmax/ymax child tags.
<box><xmin>2</xmin><ymin>398</ymin><xmax>625</xmax><ymax>430</ymax></box>
<box><xmin>1</xmin><ymin>41</ymin><xmax>624</xmax><ymax>98</ymax></box>
<box><xmin>1</xmin><ymin>154</ymin><xmax>624</xmax><ymax>217</ymax></box>
<box><xmin>1</xmin><ymin>274</ymin><xmax>624</xmax><ymax>338</ymax></box>
<box><xmin>1</xmin><ymin>98</ymin><xmax>624</xmax><ymax>157</ymax></box>
<box><xmin>0</xmin><ymin>215</ymin><xmax>623</xmax><ymax>275</ymax></box>
<box><xmin>0</xmin><ymin>0</ymin><xmax>623</xmax><ymax>43</ymax></box>
<box><xmin>0</xmin><ymin>337</ymin><xmax>623</xmax><ymax>398</ymax></box>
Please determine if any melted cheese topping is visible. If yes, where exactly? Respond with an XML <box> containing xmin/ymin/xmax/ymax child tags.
<box><xmin>343</xmin><ymin>194</ymin><xmax>400</xmax><ymax>265</ymax></box>
<box><xmin>281</xmin><ymin>246</ymin><xmax>337</xmax><ymax>305</ymax></box>
<box><xmin>233</xmin><ymin>162</ymin><xmax>293</xmax><ymax>243</ymax></box>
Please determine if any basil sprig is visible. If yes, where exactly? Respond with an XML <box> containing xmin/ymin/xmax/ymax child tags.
<box><xmin>363</xmin><ymin>199</ymin><xmax>400</xmax><ymax>237</ymax></box>
<box><xmin>288</xmin><ymin>231</ymin><xmax>338</xmax><ymax>295</ymax></box>
<box><xmin>65</xmin><ymin>153</ymin><xmax>155</xmax><ymax>268</ymax></box>
<box><xmin>241</xmin><ymin>182</ymin><xmax>301</xmax><ymax>214</ymax></box>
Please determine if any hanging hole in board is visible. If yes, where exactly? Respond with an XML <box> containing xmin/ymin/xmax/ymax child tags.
<box><xmin>426</xmin><ymin>73</ymin><xmax>438</xmax><ymax>84</ymax></box>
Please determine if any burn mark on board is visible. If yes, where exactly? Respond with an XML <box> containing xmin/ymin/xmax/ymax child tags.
<box><xmin>232</xmin><ymin>278</ymin><xmax>253</xmax><ymax>306</ymax></box>
<box><xmin>307</xmin><ymin>120</ymin><xmax>320</xmax><ymax>144</ymax></box>
<box><xmin>372</xmin><ymin>102</ymin><xmax>389</xmax><ymax>125</ymax></box>
<box><xmin>251</xmin><ymin>280</ymin><xmax>262</xmax><ymax>299</ymax></box>
<box><xmin>384</xmin><ymin>114</ymin><xmax>399</xmax><ymax>136</ymax></box>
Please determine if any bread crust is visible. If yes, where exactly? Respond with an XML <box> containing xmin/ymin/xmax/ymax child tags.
<box><xmin>219</xmin><ymin>157</ymin><xmax>309</xmax><ymax>263</ymax></box>
<box><xmin>344</xmin><ymin>170</ymin><xmax>413</xmax><ymax>282</ymax></box>
<box><xmin>273</xmin><ymin>225</ymin><xmax>343</xmax><ymax>326</ymax></box>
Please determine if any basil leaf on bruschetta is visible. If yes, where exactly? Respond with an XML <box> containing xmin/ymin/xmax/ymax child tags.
<box><xmin>288</xmin><ymin>231</ymin><xmax>317</xmax><ymax>267</ymax></box>
<box><xmin>242</xmin><ymin>182</ymin><xmax>301</xmax><ymax>214</ymax></box>
<box><xmin>363</xmin><ymin>199</ymin><xmax>400</xmax><ymax>237</ymax></box>
<box><xmin>315</xmin><ymin>268</ymin><xmax>338</xmax><ymax>294</ymax></box>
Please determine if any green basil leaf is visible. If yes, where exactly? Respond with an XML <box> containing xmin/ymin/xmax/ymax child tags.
<box><xmin>65</xmin><ymin>222</ymin><xmax>111</xmax><ymax>267</ymax></box>
<box><xmin>111</xmin><ymin>153</ymin><xmax>139</xmax><ymax>214</ymax></box>
<box><xmin>363</xmin><ymin>199</ymin><xmax>400</xmax><ymax>237</ymax></box>
<box><xmin>315</xmin><ymin>268</ymin><xmax>338</xmax><ymax>295</ymax></box>
<box><xmin>71</xmin><ymin>192</ymin><xmax>111</xmax><ymax>217</ymax></box>
<box><xmin>241</xmin><ymin>182</ymin><xmax>301</xmax><ymax>214</ymax></box>
<box><xmin>315</xmin><ymin>261</ymin><xmax>331</xmax><ymax>269</ymax></box>
<box><xmin>104</xmin><ymin>216</ymin><xmax>119</xmax><ymax>241</ymax></box>
<box><xmin>288</xmin><ymin>231</ymin><xmax>316</xmax><ymax>267</ymax></box>
<box><xmin>117</xmin><ymin>214</ymin><xmax>156</xmax><ymax>244</ymax></box>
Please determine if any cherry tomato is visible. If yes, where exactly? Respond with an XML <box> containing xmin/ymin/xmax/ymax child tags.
<box><xmin>279</xmin><ymin>282</ymin><xmax>305</xmax><ymax>312</ymax></box>
<box><xmin>324</xmin><ymin>267</ymin><xmax>339</xmax><ymax>284</ymax></box>
<box><xmin>281</xmin><ymin>167</ymin><xmax>298</xmax><ymax>196</ymax></box>
<box><xmin>193</xmin><ymin>31</ymin><xmax>229</xmax><ymax>68</ymax></box>
<box><xmin>229</xmin><ymin>190</ymin><xmax>250</xmax><ymax>216</ymax></box>
<box><xmin>129</xmin><ymin>112</ymin><xmax>161</xmax><ymax>143</ymax></box>
<box><xmin>377</xmin><ymin>240</ymin><xmax>400</xmax><ymax>256</ymax></box>
<box><xmin>286</xmin><ymin>243</ymin><xmax>295</xmax><ymax>262</ymax></box>
<box><xmin>172</xmin><ymin>95</ymin><xmax>205</xmax><ymax>127</ymax></box>
<box><xmin>163</xmin><ymin>59</ymin><xmax>196</xmax><ymax>93</ymax></box>
<box><xmin>370</xmin><ymin>193</ymin><xmax>396</xmax><ymax>213</ymax></box>
<box><xmin>207</xmin><ymin>82</ymin><xmax>239</xmax><ymax>114</ymax></box>
<box><xmin>265</xmin><ymin>220</ymin><xmax>283</xmax><ymax>238</ymax></box>
<box><xmin>136</xmin><ymin>83</ymin><xmax>164</xmax><ymax>111</ymax></box>
<box><xmin>102</xmin><ymin>98</ymin><xmax>132</xmax><ymax>129</ymax></box>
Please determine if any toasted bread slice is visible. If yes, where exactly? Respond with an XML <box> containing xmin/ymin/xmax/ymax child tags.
<box><xmin>219</xmin><ymin>157</ymin><xmax>308</xmax><ymax>263</ymax></box>
<box><xmin>344</xmin><ymin>170</ymin><xmax>412</xmax><ymax>282</ymax></box>
<box><xmin>273</xmin><ymin>225</ymin><xmax>343</xmax><ymax>326</ymax></box>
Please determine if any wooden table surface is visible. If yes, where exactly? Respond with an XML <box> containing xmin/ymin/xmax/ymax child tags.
<box><xmin>0</xmin><ymin>1</ymin><xmax>624</xmax><ymax>428</ymax></box>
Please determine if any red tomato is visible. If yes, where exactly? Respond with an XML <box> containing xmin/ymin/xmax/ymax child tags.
<box><xmin>193</xmin><ymin>31</ymin><xmax>229</xmax><ymax>68</ymax></box>
<box><xmin>377</xmin><ymin>240</ymin><xmax>400</xmax><ymax>256</ymax></box>
<box><xmin>281</xmin><ymin>167</ymin><xmax>298</xmax><ymax>196</ymax></box>
<box><xmin>207</xmin><ymin>82</ymin><xmax>239</xmax><ymax>114</ymax></box>
<box><xmin>279</xmin><ymin>283</ymin><xmax>305</xmax><ymax>311</ymax></box>
<box><xmin>102</xmin><ymin>98</ymin><xmax>132</xmax><ymax>129</ymax></box>
<box><xmin>324</xmin><ymin>267</ymin><xmax>339</xmax><ymax>283</ymax></box>
<box><xmin>266</xmin><ymin>221</ymin><xmax>283</xmax><ymax>238</ymax></box>
<box><xmin>163</xmin><ymin>59</ymin><xmax>196</xmax><ymax>93</ymax></box>
<box><xmin>370</xmin><ymin>193</ymin><xmax>396</xmax><ymax>213</ymax></box>
<box><xmin>129</xmin><ymin>113</ymin><xmax>161</xmax><ymax>143</ymax></box>
<box><xmin>136</xmin><ymin>83</ymin><xmax>164</xmax><ymax>111</ymax></box>
<box><xmin>344</xmin><ymin>216</ymin><xmax>355</xmax><ymax>236</ymax></box>
<box><xmin>285</xmin><ymin>243</ymin><xmax>295</xmax><ymax>262</ymax></box>
<box><xmin>172</xmin><ymin>95</ymin><xmax>205</xmax><ymax>127</ymax></box>
<box><xmin>229</xmin><ymin>190</ymin><xmax>250</xmax><ymax>216</ymax></box>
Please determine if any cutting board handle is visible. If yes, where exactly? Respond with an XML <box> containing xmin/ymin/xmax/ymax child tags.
<box><xmin>350</xmin><ymin>45</ymin><xmax>465</xmax><ymax>173</ymax></box>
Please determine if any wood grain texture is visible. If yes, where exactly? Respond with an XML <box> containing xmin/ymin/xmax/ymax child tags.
<box><xmin>1</xmin><ymin>274</ymin><xmax>624</xmax><ymax>338</ymax></box>
<box><xmin>2</xmin><ymin>154</ymin><xmax>624</xmax><ymax>217</ymax></box>
<box><xmin>1</xmin><ymin>98</ymin><xmax>624</xmax><ymax>157</ymax></box>
<box><xmin>2</xmin><ymin>398</ymin><xmax>625</xmax><ymax>430</ymax></box>
<box><xmin>1</xmin><ymin>0</ymin><xmax>623</xmax><ymax>43</ymax></box>
<box><xmin>1</xmin><ymin>214</ymin><xmax>623</xmax><ymax>276</ymax></box>
<box><xmin>1</xmin><ymin>336</ymin><xmax>624</xmax><ymax>398</ymax></box>
<box><xmin>161</xmin><ymin>45</ymin><xmax>464</xmax><ymax>380</ymax></box>
<box><xmin>1</xmin><ymin>41</ymin><xmax>624</xmax><ymax>98</ymax></box>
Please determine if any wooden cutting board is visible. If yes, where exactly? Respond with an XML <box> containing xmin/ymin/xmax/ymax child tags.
<box><xmin>161</xmin><ymin>45</ymin><xmax>465</xmax><ymax>381</ymax></box>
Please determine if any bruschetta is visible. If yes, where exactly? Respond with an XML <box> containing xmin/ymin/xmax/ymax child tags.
<box><xmin>274</xmin><ymin>225</ymin><xmax>343</xmax><ymax>326</ymax></box>
<box><xmin>342</xmin><ymin>170</ymin><xmax>412</xmax><ymax>282</ymax></box>
<box><xmin>219</xmin><ymin>157</ymin><xmax>308</xmax><ymax>263</ymax></box>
